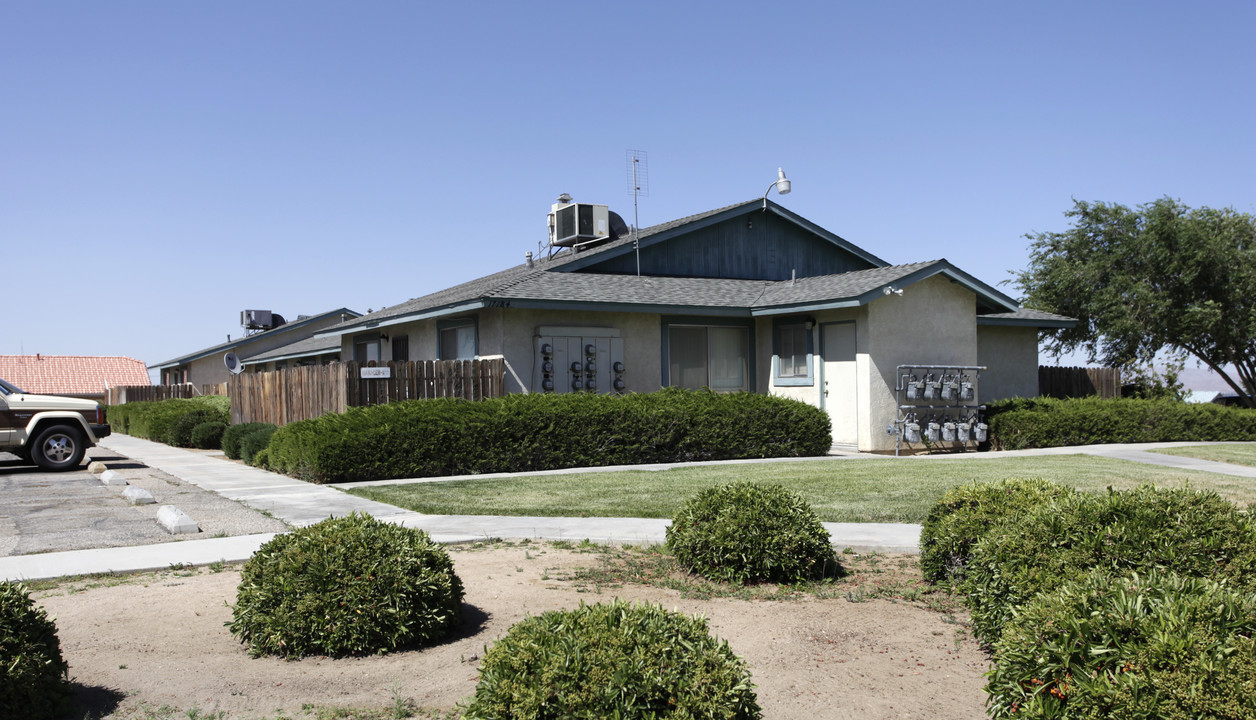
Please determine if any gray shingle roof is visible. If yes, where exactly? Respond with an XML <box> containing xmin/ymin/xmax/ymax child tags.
<box><xmin>977</xmin><ymin>308</ymin><xmax>1076</xmax><ymax>327</ymax></box>
<box><xmin>334</xmin><ymin>200</ymin><xmax>761</xmax><ymax>329</ymax></box>
<box><xmin>757</xmin><ymin>261</ymin><xmax>939</xmax><ymax>307</ymax></box>
<box><xmin>327</xmin><ymin>200</ymin><xmax>1067</xmax><ymax>329</ymax></box>
<box><xmin>244</xmin><ymin>334</ymin><xmax>343</xmax><ymax>363</ymax></box>
<box><xmin>149</xmin><ymin>308</ymin><xmax>360</xmax><ymax>369</ymax></box>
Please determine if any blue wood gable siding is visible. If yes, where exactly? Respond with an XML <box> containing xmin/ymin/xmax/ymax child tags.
<box><xmin>581</xmin><ymin>213</ymin><xmax>877</xmax><ymax>281</ymax></box>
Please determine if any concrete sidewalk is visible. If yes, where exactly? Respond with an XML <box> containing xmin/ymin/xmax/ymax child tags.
<box><xmin>0</xmin><ymin>435</ymin><xmax>922</xmax><ymax>581</ymax></box>
<box><xmin>6</xmin><ymin>436</ymin><xmax>1248</xmax><ymax>582</ymax></box>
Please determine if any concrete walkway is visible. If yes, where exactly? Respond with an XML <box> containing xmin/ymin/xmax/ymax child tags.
<box><xmin>3</xmin><ymin>436</ymin><xmax>1250</xmax><ymax>581</ymax></box>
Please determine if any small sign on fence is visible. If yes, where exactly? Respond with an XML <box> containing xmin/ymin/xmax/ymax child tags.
<box><xmin>360</xmin><ymin>367</ymin><xmax>392</xmax><ymax>379</ymax></box>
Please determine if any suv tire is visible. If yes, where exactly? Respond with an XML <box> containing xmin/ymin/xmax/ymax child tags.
<box><xmin>31</xmin><ymin>425</ymin><xmax>86</xmax><ymax>472</ymax></box>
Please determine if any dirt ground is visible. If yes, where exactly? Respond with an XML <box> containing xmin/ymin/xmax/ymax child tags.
<box><xmin>34</xmin><ymin>543</ymin><xmax>989</xmax><ymax>720</ymax></box>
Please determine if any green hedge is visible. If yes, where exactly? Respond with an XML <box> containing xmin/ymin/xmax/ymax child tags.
<box><xmin>986</xmin><ymin>569</ymin><xmax>1256</xmax><ymax>719</ymax></box>
<box><xmin>962</xmin><ymin>485</ymin><xmax>1256</xmax><ymax>645</ymax></box>
<box><xmin>918</xmin><ymin>478</ymin><xmax>1077</xmax><ymax>585</ymax></box>
<box><xmin>0</xmin><ymin>582</ymin><xmax>70</xmax><ymax>719</ymax></box>
<box><xmin>222</xmin><ymin>422</ymin><xmax>276</xmax><ymax>460</ymax></box>
<box><xmin>107</xmin><ymin>396</ymin><xmax>230</xmax><ymax>441</ymax></box>
<box><xmin>986</xmin><ymin>396</ymin><xmax>1256</xmax><ymax>450</ymax></box>
<box><xmin>267</xmin><ymin>388</ymin><xmax>832</xmax><ymax>484</ymax></box>
<box><xmin>240</xmin><ymin>425</ymin><xmax>279</xmax><ymax>466</ymax></box>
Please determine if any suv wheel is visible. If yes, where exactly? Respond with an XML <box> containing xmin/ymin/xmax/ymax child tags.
<box><xmin>31</xmin><ymin>425</ymin><xmax>86</xmax><ymax>472</ymax></box>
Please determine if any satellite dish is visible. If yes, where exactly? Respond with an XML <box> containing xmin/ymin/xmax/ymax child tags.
<box><xmin>224</xmin><ymin>352</ymin><xmax>243</xmax><ymax>375</ymax></box>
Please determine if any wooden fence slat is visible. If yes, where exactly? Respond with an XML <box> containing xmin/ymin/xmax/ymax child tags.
<box><xmin>1039</xmin><ymin>366</ymin><xmax>1122</xmax><ymax>399</ymax></box>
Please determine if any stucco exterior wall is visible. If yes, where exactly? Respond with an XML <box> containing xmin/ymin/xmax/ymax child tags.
<box><xmin>493</xmin><ymin>308</ymin><xmax>663</xmax><ymax>394</ymax></box>
<box><xmin>977</xmin><ymin>325</ymin><xmax>1040</xmax><ymax>401</ymax></box>
<box><xmin>864</xmin><ymin>275</ymin><xmax>977</xmax><ymax>452</ymax></box>
<box><xmin>345</xmin><ymin>309</ymin><xmax>665</xmax><ymax>394</ymax></box>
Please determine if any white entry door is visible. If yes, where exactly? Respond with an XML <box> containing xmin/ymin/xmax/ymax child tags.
<box><xmin>822</xmin><ymin>322</ymin><xmax>858</xmax><ymax>447</ymax></box>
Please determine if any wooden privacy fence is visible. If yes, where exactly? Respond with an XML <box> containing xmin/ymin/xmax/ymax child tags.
<box><xmin>1039</xmin><ymin>365</ymin><xmax>1122</xmax><ymax>399</ymax></box>
<box><xmin>228</xmin><ymin>359</ymin><xmax>507</xmax><ymax>426</ymax></box>
<box><xmin>107</xmin><ymin>382</ymin><xmax>227</xmax><ymax>405</ymax></box>
<box><xmin>107</xmin><ymin>384</ymin><xmax>195</xmax><ymax>405</ymax></box>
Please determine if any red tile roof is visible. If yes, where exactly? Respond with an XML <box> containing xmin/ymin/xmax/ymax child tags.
<box><xmin>0</xmin><ymin>355</ymin><xmax>151</xmax><ymax>395</ymax></box>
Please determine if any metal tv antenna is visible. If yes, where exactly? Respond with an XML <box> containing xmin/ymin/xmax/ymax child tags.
<box><xmin>625</xmin><ymin>149</ymin><xmax>649</xmax><ymax>276</ymax></box>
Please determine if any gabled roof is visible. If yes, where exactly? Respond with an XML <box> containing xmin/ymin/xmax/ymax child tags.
<box><xmin>149</xmin><ymin>308</ymin><xmax>361</xmax><ymax>370</ymax></box>
<box><xmin>332</xmin><ymin>200</ymin><xmax>894</xmax><ymax>331</ymax></box>
<box><xmin>0</xmin><ymin>355</ymin><xmax>150</xmax><ymax>395</ymax></box>
<box><xmin>554</xmin><ymin>199</ymin><xmax>889</xmax><ymax>274</ymax></box>
<box><xmin>325</xmin><ymin>200</ymin><xmax>1068</xmax><ymax>332</ymax></box>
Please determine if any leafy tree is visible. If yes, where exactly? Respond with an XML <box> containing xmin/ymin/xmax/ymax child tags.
<box><xmin>1016</xmin><ymin>198</ymin><xmax>1256</xmax><ymax>407</ymax></box>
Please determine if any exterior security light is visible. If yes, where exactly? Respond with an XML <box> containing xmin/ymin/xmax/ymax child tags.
<box><xmin>762</xmin><ymin>167</ymin><xmax>792</xmax><ymax>209</ymax></box>
<box><xmin>774</xmin><ymin>167</ymin><xmax>791</xmax><ymax>195</ymax></box>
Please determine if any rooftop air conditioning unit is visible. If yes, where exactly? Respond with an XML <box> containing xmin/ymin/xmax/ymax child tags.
<box><xmin>551</xmin><ymin>203</ymin><xmax>609</xmax><ymax>247</ymax></box>
<box><xmin>242</xmin><ymin>309</ymin><xmax>274</xmax><ymax>330</ymax></box>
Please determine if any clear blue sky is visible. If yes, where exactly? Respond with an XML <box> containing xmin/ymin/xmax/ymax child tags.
<box><xmin>5</xmin><ymin>1</ymin><xmax>1254</xmax><ymax>373</ymax></box>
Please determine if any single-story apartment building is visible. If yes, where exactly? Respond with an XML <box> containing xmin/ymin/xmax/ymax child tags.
<box><xmin>150</xmin><ymin>308</ymin><xmax>361</xmax><ymax>387</ymax></box>
<box><xmin>277</xmin><ymin>198</ymin><xmax>1072</xmax><ymax>452</ymax></box>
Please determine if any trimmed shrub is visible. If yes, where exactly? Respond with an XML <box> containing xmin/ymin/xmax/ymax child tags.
<box><xmin>462</xmin><ymin>599</ymin><xmax>761</xmax><ymax>720</ymax></box>
<box><xmin>222</xmin><ymin>422</ymin><xmax>275</xmax><ymax>460</ymax></box>
<box><xmin>251</xmin><ymin>447</ymin><xmax>271</xmax><ymax>469</ymax></box>
<box><xmin>189</xmin><ymin>421</ymin><xmax>227</xmax><ymax>450</ymax></box>
<box><xmin>165</xmin><ymin>408</ymin><xmax>229</xmax><ymax>447</ymax></box>
<box><xmin>986</xmin><ymin>396</ymin><xmax>1256</xmax><ymax>450</ymax></box>
<box><xmin>0</xmin><ymin>582</ymin><xmax>70</xmax><ymax>719</ymax></box>
<box><xmin>266</xmin><ymin>388</ymin><xmax>833</xmax><ymax>484</ymax></box>
<box><xmin>963</xmin><ymin>485</ymin><xmax>1256</xmax><ymax>644</ymax></box>
<box><xmin>229</xmin><ymin>513</ymin><xmax>463</xmax><ymax>658</ymax></box>
<box><xmin>107</xmin><ymin>395</ymin><xmax>230</xmax><ymax>442</ymax></box>
<box><xmin>666</xmin><ymin>482</ymin><xmax>838</xmax><ymax>584</ymax></box>
<box><xmin>986</xmin><ymin>569</ymin><xmax>1256</xmax><ymax>719</ymax></box>
<box><xmin>918</xmin><ymin>478</ymin><xmax>1077</xmax><ymax>585</ymax></box>
<box><xmin>240</xmin><ymin>425</ymin><xmax>278</xmax><ymax>466</ymax></box>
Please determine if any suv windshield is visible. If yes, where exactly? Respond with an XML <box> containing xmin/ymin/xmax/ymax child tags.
<box><xmin>0</xmin><ymin>378</ymin><xmax>25</xmax><ymax>396</ymax></box>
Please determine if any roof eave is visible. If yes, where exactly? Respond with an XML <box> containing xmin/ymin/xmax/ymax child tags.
<box><xmin>494</xmin><ymin>298</ymin><xmax>754</xmax><ymax>317</ymax></box>
<box><xmin>977</xmin><ymin>316</ymin><xmax>1077</xmax><ymax>329</ymax></box>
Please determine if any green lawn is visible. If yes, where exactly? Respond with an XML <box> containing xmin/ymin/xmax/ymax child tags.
<box><xmin>346</xmin><ymin>454</ymin><xmax>1256</xmax><ymax>524</ymax></box>
<box><xmin>1149</xmin><ymin>443</ymin><xmax>1256</xmax><ymax>468</ymax></box>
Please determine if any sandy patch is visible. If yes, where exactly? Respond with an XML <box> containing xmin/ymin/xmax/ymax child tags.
<box><xmin>35</xmin><ymin>545</ymin><xmax>988</xmax><ymax>719</ymax></box>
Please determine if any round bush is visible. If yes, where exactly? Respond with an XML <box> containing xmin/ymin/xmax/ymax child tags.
<box><xmin>463</xmin><ymin>600</ymin><xmax>761</xmax><ymax>720</ymax></box>
<box><xmin>165</xmin><ymin>408</ymin><xmax>228</xmax><ymax>447</ymax></box>
<box><xmin>239</xmin><ymin>425</ymin><xmax>279</xmax><ymax>466</ymax></box>
<box><xmin>666</xmin><ymin>482</ymin><xmax>838</xmax><ymax>584</ymax></box>
<box><xmin>986</xmin><ymin>569</ymin><xmax>1256</xmax><ymax>719</ymax></box>
<box><xmin>189</xmin><ymin>421</ymin><xmax>227</xmax><ymax>450</ymax></box>
<box><xmin>963</xmin><ymin>485</ymin><xmax>1256</xmax><ymax>644</ymax></box>
<box><xmin>919</xmin><ymin>478</ymin><xmax>1076</xmax><ymax>584</ymax></box>
<box><xmin>229</xmin><ymin>513</ymin><xmax>464</xmax><ymax>657</ymax></box>
<box><xmin>0</xmin><ymin>582</ymin><xmax>70</xmax><ymax>719</ymax></box>
<box><xmin>222</xmin><ymin>422</ymin><xmax>275</xmax><ymax>460</ymax></box>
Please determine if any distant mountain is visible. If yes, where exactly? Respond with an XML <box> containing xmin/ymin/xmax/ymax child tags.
<box><xmin>1176</xmin><ymin>366</ymin><xmax>1238</xmax><ymax>393</ymax></box>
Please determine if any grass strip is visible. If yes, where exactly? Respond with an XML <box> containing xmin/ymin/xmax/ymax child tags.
<box><xmin>1148</xmin><ymin>442</ymin><xmax>1256</xmax><ymax>468</ymax></box>
<box><xmin>346</xmin><ymin>454</ymin><xmax>1253</xmax><ymax>524</ymax></box>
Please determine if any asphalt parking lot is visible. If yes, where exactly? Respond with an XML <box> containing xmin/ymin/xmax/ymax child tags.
<box><xmin>0</xmin><ymin>447</ymin><xmax>289</xmax><ymax>557</ymax></box>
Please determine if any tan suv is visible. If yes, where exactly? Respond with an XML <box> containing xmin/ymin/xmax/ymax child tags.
<box><xmin>0</xmin><ymin>378</ymin><xmax>111</xmax><ymax>471</ymax></box>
